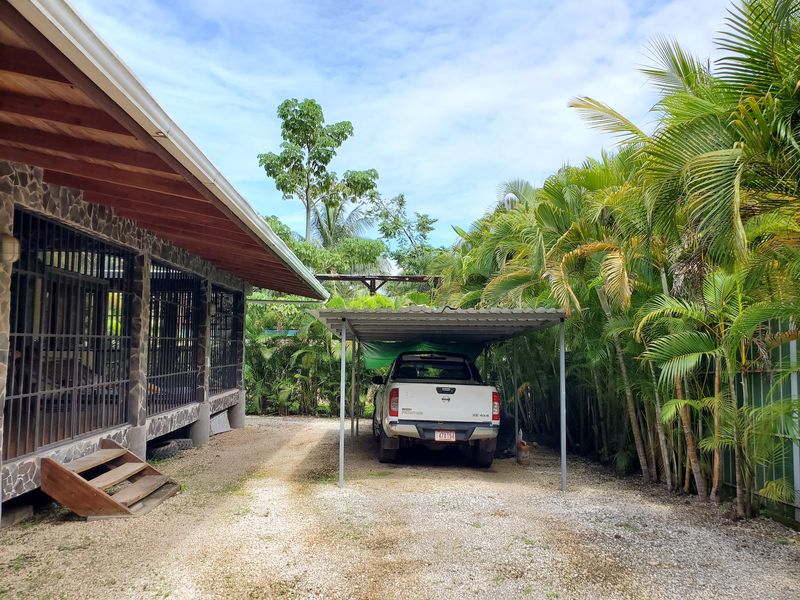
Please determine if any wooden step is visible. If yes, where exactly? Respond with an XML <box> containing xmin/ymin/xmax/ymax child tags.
<box><xmin>88</xmin><ymin>462</ymin><xmax>148</xmax><ymax>490</ymax></box>
<box><xmin>64</xmin><ymin>449</ymin><xmax>128</xmax><ymax>474</ymax></box>
<box><xmin>112</xmin><ymin>475</ymin><xmax>168</xmax><ymax>507</ymax></box>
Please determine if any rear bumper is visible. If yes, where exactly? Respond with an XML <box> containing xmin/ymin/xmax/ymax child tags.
<box><xmin>384</xmin><ymin>420</ymin><xmax>498</xmax><ymax>442</ymax></box>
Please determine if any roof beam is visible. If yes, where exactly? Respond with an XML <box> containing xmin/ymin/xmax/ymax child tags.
<box><xmin>0</xmin><ymin>3</ymin><xmax>276</xmax><ymax>254</ymax></box>
<box><xmin>119</xmin><ymin>212</ymin><xmax>260</xmax><ymax>240</ymax></box>
<box><xmin>84</xmin><ymin>192</ymin><xmax>229</xmax><ymax>222</ymax></box>
<box><xmin>0</xmin><ymin>90</ymin><xmax>132</xmax><ymax>135</ymax></box>
<box><xmin>0</xmin><ymin>143</ymin><xmax>199</xmax><ymax>197</ymax></box>
<box><xmin>43</xmin><ymin>170</ymin><xmax>205</xmax><ymax>205</ymax></box>
<box><xmin>0</xmin><ymin>42</ymin><xmax>70</xmax><ymax>83</ymax></box>
<box><xmin>3</xmin><ymin>123</ymin><xmax>172</xmax><ymax>172</ymax></box>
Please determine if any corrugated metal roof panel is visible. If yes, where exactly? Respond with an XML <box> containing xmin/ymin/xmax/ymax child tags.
<box><xmin>312</xmin><ymin>307</ymin><xmax>565</xmax><ymax>343</ymax></box>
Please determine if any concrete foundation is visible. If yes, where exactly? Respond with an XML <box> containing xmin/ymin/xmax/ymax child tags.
<box><xmin>127</xmin><ymin>425</ymin><xmax>147</xmax><ymax>460</ymax></box>
<box><xmin>190</xmin><ymin>403</ymin><xmax>211</xmax><ymax>446</ymax></box>
<box><xmin>229</xmin><ymin>390</ymin><xmax>246</xmax><ymax>429</ymax></box>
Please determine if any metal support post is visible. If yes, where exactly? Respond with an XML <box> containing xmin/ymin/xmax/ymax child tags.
<box><xmin>560</xmin><ymin>318</ymin><xmax>567</xmax><ymax>492</ymax></box>
<box><xmin>339</xmin><ymin>319</ymin><xmax>347</xmax><ymax>488</ymax></box>
<box><xmin>351</xmin><ymin>339</ymin><xmax>357</xmax><ymax>440</ymax></box>
<box><xmin>513</xmin><ymin>338</ymin><xmax>519</xmax><ymax>452</ymax></box>
<box><xmin>790</xmin><ymin>324</ymin><xmax>798</xmax><ymax>522</ymax></box>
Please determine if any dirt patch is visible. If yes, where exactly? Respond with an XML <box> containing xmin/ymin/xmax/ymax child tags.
<box><xmin>1</xmin><ymin>416</ymin><xmax>798</xmax><ymax>600</ymax></box>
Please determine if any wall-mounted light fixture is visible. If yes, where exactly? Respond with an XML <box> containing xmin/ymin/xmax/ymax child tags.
<box><xmin>0</xmin><ymin>234</ymin><xmax>20</xmax><ymax>264</ymax></box>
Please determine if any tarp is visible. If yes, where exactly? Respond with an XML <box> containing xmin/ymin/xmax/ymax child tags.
<box><xmin>361</xmin><ymin>340</ymin><xmax>484</xmax><ymax>369</ymax></box>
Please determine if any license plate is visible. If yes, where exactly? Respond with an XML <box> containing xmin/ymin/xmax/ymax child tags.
<box><xmin>434</xmin><ymin>430</ymin><xmax>456</xmax><ymax>442</ymax></box>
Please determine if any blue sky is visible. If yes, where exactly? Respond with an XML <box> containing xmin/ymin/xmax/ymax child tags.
<box><xmin>71</xmin><ymin>0</ymin><xmax>730</xmax><ymax>246</ymax></box>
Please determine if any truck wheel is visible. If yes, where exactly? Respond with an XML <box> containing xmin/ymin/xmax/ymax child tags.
<box><xmin>473</xmin><ymin>443</ymin><xmax>494</xmax><ymax>468</ymax></box>
<box><xmin>378</xmin><ymin>429</ymin><xmax>398</xmax><ymax>463</ymax></box>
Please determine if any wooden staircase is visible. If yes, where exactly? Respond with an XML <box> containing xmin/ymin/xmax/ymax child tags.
<box><xmin>41</xmin><ymin>439</ymin><xmax>179</xmax><ymax>519</ymax></box>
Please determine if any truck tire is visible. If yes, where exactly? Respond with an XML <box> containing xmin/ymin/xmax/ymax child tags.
<box><xmin>473</xmin><ymin>442</ymin><xmax>494</xmax><ymax>468</ymax></box>
<box><xmin>378</xmin><ymin>429</ymin><xmax>398</xmax><ymax>463</ymax></box>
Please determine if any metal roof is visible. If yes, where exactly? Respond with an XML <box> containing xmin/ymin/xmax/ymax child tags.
<box><xmin>312</xmin><ymin>307</ymin><xmax>565</xmax><ymax>343</ymax></box>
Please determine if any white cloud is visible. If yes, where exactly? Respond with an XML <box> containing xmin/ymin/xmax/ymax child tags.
<box><xmin>71</xmin><ymin>0</ymin><xmax>731</xmax><ymax>245</ymax></box>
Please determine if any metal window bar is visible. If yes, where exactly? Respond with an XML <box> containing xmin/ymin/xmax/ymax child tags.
<box><xmin>4</xmin><ymin>208</ymin><xmax>133</xmax><ymax>460</ymax></box>
<box><xmin>146</xmin><ymin>262</ymin><xmax>201</xmax><ymax>415</ymax></box>
<box><xmin>209</xmin><ymin>287</ymin><xmax>241</xmax><ymax>396</ymax></box>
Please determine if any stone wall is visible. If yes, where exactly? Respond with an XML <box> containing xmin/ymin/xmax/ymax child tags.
<box><xmin>2</xmin><ymin>426</ymin><xmax>130</xmax><ymax>501</ymax></box>
<box><xmin>146</xmin><ymin>403</ymin><xmax>200</xmax><ymax>441</ymax></box>
<box><xmin>0</xmin><ymin>159</ymin><xmax>250</xmax><ymax>504</ymax></box>
<box><xmin>2</xmin><ymin>160</ymin><xmax>247</xmax><ymax>292</ymax></box>
<box><xmin>210</xmin><ymin>390</ymin><xmax>240</xmax><ymax>415</ymax></box>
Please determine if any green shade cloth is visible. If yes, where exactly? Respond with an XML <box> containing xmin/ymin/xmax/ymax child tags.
<box><xmin>361</xmin><ymin>340</ymin><xmax>484</xmax><ymax>369</ymax></box>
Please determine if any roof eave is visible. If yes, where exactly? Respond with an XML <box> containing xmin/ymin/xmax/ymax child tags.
<box><xmin>12</xmin><ymin>0</ymin><xmax>329</xmax><ymax>300</ymax></box>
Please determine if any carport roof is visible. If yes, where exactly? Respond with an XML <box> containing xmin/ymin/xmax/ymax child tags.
<box><xmin>312</xmin><ymin>307</ymin><xmax>565</xmax><ymax>343</ymax></box>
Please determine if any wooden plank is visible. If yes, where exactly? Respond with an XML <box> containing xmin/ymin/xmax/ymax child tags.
<box><xmin>88</xmin><ymin>462</ymin><xmax>147</xmax><ymax>490</ymax></box>
<box><xmin>63</xmin><ymin>448</ymin><xmax>128</xmax><ymax>473</ymax></box>
<box><xmin>85</xmin><ymin>192</ymin><xmax>227</xmax><ymax>220</ymax></box>
<box><xmin>0</xmin><ymin>144</ymin><xmax>201</xmax><ymax>198</ymax></box>
<box><xmin>43</xmin><ymin>170</ymin><xmax>206</xmax><ymax>204</ymax></box>
<box><xmin>112</xmin><ymin>475</ymin><xmax>168</xmax><ymax>507</ymax></box>
<box><xmin>2</xmin><ymin>124</ymin><xmax>171</xmax><ymax>172</ymax></box>
<box><xmin>0</xmin><ymin>43</ymin><xmax>71</xmax><ymax>83</ymax></box>
<box><xmin>0</xmin><ymin>90</ymin><xmax>132</xmax><ymax>135</ymax></box>
<box><xmin>40</xmin><ymin>457</ymin><xmax>131</xmax><ymax>518</ymax></box>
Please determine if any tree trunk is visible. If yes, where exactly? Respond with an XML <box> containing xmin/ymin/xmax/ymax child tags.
<box><xmin>591</xmin><ymin>368</ymin><xmax>609</xmax><ymax>462</ymax></box>
<box><xmin>305</xmin><ymin>200</ymin><xmax>312</xmax><ymax>243</ymax></box>
<box><xmin>596</xmin><ymin>289</ymin><xmax>650</xmax><ymax>482</ymax></box>
<box><xmin>728</xmin><ymin>371</ymin><xmax>750</xmax><ymax>519</ymax></box>
<box><xmin>710</xmin><ymin>360</ymin><xmax>722</xmax><ymax>504</ymax></box>
<box><xmin>649</xmin><ymin>363</ymin><xmax>674</xmax><ymax>490</ymax></box>
<box><xmin>645</xmin><ymin>402</ymin><xmax>658</xmax><ymax>480</ymax></box>
<box><xmin>613</xmin><ymin>336</ymin><xmax>650</xmax><ymax>482</ymax></box>
<box><xmin>676</xmin><ymin>377</ymin><xmax>708</xmax><ymax>500</ymax></box>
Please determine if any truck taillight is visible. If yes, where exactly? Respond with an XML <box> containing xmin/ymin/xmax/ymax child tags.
<box><xmin>492</xmin><ymin>391</ymin><xmax>501</xmax><ymax>421</ymax></box>
<box><xmin>389</xmin><ymin>388</ymin><xmax>399</xmax><ymax>417</ymax></box>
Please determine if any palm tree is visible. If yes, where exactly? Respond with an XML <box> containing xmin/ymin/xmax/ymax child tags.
<box><xmin>312</xmin><ymin>202</ymin><xmax>372</xmax><ymax>248</ymax></box>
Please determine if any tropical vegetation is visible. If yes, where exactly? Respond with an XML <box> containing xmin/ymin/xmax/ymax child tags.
<box><xmin>433</xmin><ymin>0</ymin><xmax>800</xmax><ymax>518</ymax></box>
<box><xmin>246</xmin><ymin>0</ymin><xmax>800</xmax><ymax>520</ymax></box>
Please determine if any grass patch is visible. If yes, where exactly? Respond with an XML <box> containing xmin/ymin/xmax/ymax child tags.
<box><xmin>513</xmin><ymin>533</ymin><xmax>548</xmax><ymax>550</ymax></box>
<box><xmin>775</xmin><ymin>536</ymin><xmax>799</xmax><ymax>546</ymax></box>
<box><xmin>214</xmin><ymin>465</ymin><xmax>274</xmax><ymax>496</ymax></box>
<box><xmin>366</xmin><ymin>470</ymin><xmax>391</xmax><ymax>479</ymax></box>
<box><xmin>304</xmin><ymin>468</ymin><xmax>337</xmax><ymax>484</ymax></box>
<box><xmin>615</xmin><ymin>521</ymin><xmax>640</xmax><ymax>532</ymax></box>
<box><xmin>8</xmin><ymin>554</ymin><xmax>35</xmax><ymax>572</ymax></box>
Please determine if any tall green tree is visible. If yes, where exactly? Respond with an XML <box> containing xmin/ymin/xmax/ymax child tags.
<box><xmin>367</xmin><ymin>193</ymin><xmax>440</xmax><ymax>274</ymax></box>
<box><xmin>258</xmin><ymin>98</ymin><xmax>379</xmax><ymax>242</ymax></box>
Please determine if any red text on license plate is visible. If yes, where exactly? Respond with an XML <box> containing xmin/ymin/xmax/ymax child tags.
<box><xmin>434</xmin><ymin>430</ymin><xmax>456</xmax><ymax>442</ymax></box>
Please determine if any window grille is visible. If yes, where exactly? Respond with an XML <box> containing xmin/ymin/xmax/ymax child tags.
<box><xmin>4</xmin><ymin>209</ymin><xmax>133</xmax><ymax>459</ymax></box>
<box><xmin>146</xmin><ymin>262</ymin><xmax>201</xmax><ymax>415</ymax></box>
<box><xmin>209</xmin><ymin>287</ymin><xmax>242</xmax><ymax>396</ymax></box>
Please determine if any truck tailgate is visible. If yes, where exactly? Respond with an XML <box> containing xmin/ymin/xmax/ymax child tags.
<box><xmin>396</xmin><ymin>383</ymin><xmax>493</xmax><ymax>423</ymax></box>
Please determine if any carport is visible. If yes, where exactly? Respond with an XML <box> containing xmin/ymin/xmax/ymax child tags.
<box><xmin>312</xmin><ymin>307</ymin><xmax>567</xmax><ymax>490</ymax></box>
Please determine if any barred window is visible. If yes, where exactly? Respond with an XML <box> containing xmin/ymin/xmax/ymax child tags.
<box><xmin>147</xmin><ymin>262</ymin><xmax>201</xmax><ymax>415</ymax></box>
<box><xmin>5</xmin><ymin>209</ymin><xmax>133</xmax><ymax>459</ymax></box>
<box><xmin>209</xmin><ymin>287</ymin><xmax>242</xmax><ymax>396</ymax></box>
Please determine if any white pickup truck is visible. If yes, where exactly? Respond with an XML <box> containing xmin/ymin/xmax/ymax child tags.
<box><xmin>372</xmin><ymin>352</ymin><xmax>500</xmax><ymax>467</ymax></box>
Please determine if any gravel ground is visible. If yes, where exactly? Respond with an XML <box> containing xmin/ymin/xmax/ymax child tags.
<box><xmin>1</xmin><ymin>416</ymin><xmax>799</xmax><ymax>599</ymax></box>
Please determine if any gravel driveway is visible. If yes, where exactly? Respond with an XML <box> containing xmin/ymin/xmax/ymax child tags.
<box><xmin>1</xmin><ymin>416</ymin><xmax>798</xmax><ymax>599</ymax></box>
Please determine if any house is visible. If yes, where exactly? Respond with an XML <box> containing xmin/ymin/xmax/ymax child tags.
<box><xmin>0</xmin><ymin>0</ymin><xmax>326</xmax><ymax>516</ymax></box>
